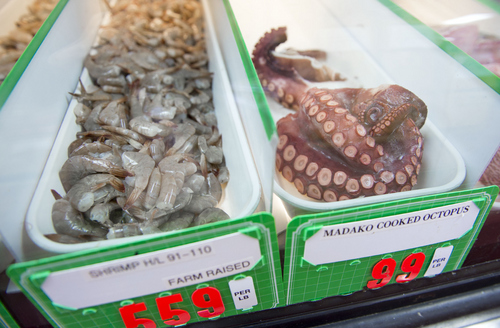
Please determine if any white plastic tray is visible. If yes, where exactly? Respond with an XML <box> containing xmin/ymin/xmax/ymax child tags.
<box><xmin>230</xmin><ymin>0</ymin><xmax>466</xmax><ymax>217</ymax></box>
<box><xmin>25</xmin><ymin>0</ymin><xmax>260</xmax><ymax>253</ymax></box>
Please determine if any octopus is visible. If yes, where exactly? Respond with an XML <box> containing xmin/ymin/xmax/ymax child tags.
<box><xmin>252</xmin><ymin>27</ymin><xmax>428</xmax><ymax>201</ymax></box>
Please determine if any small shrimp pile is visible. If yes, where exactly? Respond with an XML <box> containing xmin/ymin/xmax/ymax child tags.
<box><xmin>0</xmin><ymin>0</ymin><xmax>58</xmax><ymax>86</ymax></box>
<box><xmin>50</xmin><ymin>0</ymin><xmax>231</xmax><ymax>243</ymax></box>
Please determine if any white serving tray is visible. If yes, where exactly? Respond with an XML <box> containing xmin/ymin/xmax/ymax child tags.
<box><xmin>26</xmin><ymin>0</ymin><xmax>260</xmax><ymax>254</ymax></box>
<box><xmin>230</xmin><ymin>0</ymin><xmax>466</xmax><ymax>217</ymax></box>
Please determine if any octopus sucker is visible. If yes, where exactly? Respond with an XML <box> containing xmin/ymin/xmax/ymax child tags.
<box><xmin>344</xmin><ymin>145</ymin><xmax>358</xmax><ymax>158</ymax></box>
<box><xmin>333</xmin><ymin>171</ymin><xmax>347</xmax><ymax>186</ymax></box>
<box><xmin>307</xmin><ymin>184</ymin><xmax>322</xmax><ymax>200</ymax></box>
<box><xmin>405</xmin><ymin>165</ymin><xmax>414</xmax><ymax>176</ymax></box>
<box><xmin>282</xmin><ymin>165</ymin><xmax>294</xmax><ymax>181</ymax></box>
<box><xmin>316</xmin><ymin>112</ymin><xmax>327</xmax><ymax>122</ymax></box>
<box><xmin>356</xmin><ymin>125</ymin><xmax>367</xmax><ymax>137</ymax></box>
<box><xmin>346</xmin><ymin>179</ymin><xmax>360</xmax><ymax>194</ymax></box>
<box><xmin>366</xmin><ymin>137</ymin><xmax>375</xmax><ymax>148</ymax></box>
<box><xmin>323</xmin><ymin>121</ymin><xmax>336</xmax><ymax>133</ymax></box>
<box><xmin>294</xmin><ymin>155</ymin><xmax>309</xmax><ymax>171</ymax></box>
<box><xmin>283</xmin><ymin>145</ymin><xmax>297</xmax><ymax>161</ymax></box>
<box><xmin>323</xmin><ymin>189</ymin><xmax>338</xmax><ymax>202</ymax></box>
<box><xmin>360</xmin><ymin>154</ymin><xmax>371</xmax><ymax>165</ymax></box>
<box><xmin>278</xmin><ymin>135</ymin><xmax>288</xmax><ymax>150</ymax></box>
<box><xmin>374</xmin><ymin>182</ymin><xmax>387</xmax><ymax>195</ymax></box>
<box><xmin>380</xmin><ymin>171</ymin><xmax>395</xmax><ymax>183</ymax></box>
<box><xmin>255</xmin><ymin>28</ymin><xmax>428</xmax><ymax>202</ymax></box>
<box><xmin>395</xmin><ymin>171</ymin><xmax>407</xmax><ymax>185</ymax></box>
<box><xmin>306</xmin><ymin>162</ymin><xmax>319</xmax><ymax>177</ymax></box>
<box><xmin>294</xmin><ymin>177</ymin><xmax>306</xmax><ymax>194</ymax></box>
<box><xmin>332</xmin><ymin>133</ymin><xmax>345</xmax><ymax>147</ymax></box>
<box><xmin>401</xmin><ymin>185</ymin><xmax>412</xmax><ymax>192</ymax></box>
<box><xmin>277</xmin><ymin>87</ymin><xmax>285</xmax><ymax>98</ymax></box>
<box><xmin>275</xmin><ymin>154</ymin><xmax>283</xmax><ymax>170</ymax></box>
<box><xmin>360</xmin><ymin>174</ymin><xmax>375</xmax><ymax>189</ymax></box>
<box><xmin>373</xmin><ymin>162</ymin><xmax>384</xmax><ymax>172</ymax></box>
<box><xmin>308</xmin><ymin>105</ymin><xmax>319</xmax><ymax>116</ymax></box>
<box><xmin>317</xmin><ymin>168</ymin><xmax>333</xmax><ymax>186</ymax></box>
<box><xmin>320</xmin><ymin>94</ymin><xmax>333</xmax><ymax>102</ymax></box>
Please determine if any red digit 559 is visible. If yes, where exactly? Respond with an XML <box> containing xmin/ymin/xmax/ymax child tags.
<box><xmin>367</xmin><ymin>252</ymin><xmax>426</xmax><ymax>289</ymax></box>
<box><xmin>119</xmin><ymin>287</ymin><xmax>225</xmax><ymax>328</ymax></box>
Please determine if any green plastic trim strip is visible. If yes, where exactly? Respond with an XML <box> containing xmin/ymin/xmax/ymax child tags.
<box><xmin>0</xmin><ymin>299</ymin><xmax>20</xmax><ymax>328</ymax></box>
<box><xmin>0</xmin><ymin>0</ymin><xmax>69</xmax><ymax>110</ymax></box>
<box><xmin>477</xmin><ymin>0</ymin><xmax>500</xmax><ymax>13</ymax></box>
<box><xmin>379</xmin><ymin>0</ymin><xmax>500</xmax><ymax>95</ymax></box>
<box><xmin>222</xmin><ymin>0</ymin><xmax>276</xmax><ymax>140</ymax></box>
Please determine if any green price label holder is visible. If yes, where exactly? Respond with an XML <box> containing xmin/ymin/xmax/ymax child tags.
<box><xmin>7</xmin><ymin>213</ymin><xmax>284</xmax><ymax>327</ymax></box>
<box><xmin>0</xmin><ymin>298</ymin><xmax>20</xmax><ymax>328</ymax></box>
<box><xmin>283</xmin><ymin>186</ymin><xmax>498</xmax><ymax>305</ymax></box>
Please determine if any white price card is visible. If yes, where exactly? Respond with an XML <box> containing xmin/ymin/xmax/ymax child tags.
<box><xmin>424</xmin><ymin>246</ymin><xmax>454</xmax><ymax>277</ymax></box>
<box><xmin>229</xmin><ymin>276</ymin><xmax>258</xmax><ymax>310</ymax></box>
<box><xmin>41</xmin><ymin>232</ymin><xmax>262</xmax><ymax>309</ymax></box>
<box><xmin>304</xmin><ymin>201</ymin><xmax>479</xmax><ymax>265</ymax></box>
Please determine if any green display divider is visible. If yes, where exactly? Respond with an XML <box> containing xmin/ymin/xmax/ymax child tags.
<box><xmin>283</xmin><ymin>186</ymin><xmax>498</xmax><ymax>305</ymax></box>
<box><xmin>0</xmin><ymin>299</ymin><xmax>19</xmax><ymax>328</ymax></box>
<box><xmin>0</xmin><ymin>0</ymin><xmax>69</xmax><ymax>110</ymax></box>
<box><xmin>7</xmin><ymin>213</ymin><xmax>284</xmax><ymax>327</ymax></box>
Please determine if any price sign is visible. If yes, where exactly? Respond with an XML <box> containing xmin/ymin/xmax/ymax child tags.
<box><xmin>283</xmin><ymin>187</ymin><xmax>498</xmax><ymax>305</ymax></box>
<box><xmin>8</xmin><ymin>213</ymin><xmax>284</xmax><ymax>327</ymax></box>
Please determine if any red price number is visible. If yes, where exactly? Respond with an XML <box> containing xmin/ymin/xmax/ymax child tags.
<box><xmin>119</xmin><ymin>287</ymin><xmax>225</xmax><ymax>328</ymax></box>
<box><xmin>367</xmin><ymin>252</ymin><xmax>426</xmax><ymax>289</ymax></box>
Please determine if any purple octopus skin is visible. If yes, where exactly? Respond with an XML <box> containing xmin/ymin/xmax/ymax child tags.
<box><xmin>252</xmin><ymin>27</ymin><xmax>428</xmax><ymax>202</ymax></box>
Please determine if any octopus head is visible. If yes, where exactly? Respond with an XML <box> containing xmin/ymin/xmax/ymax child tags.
<box><xmin>352</xmin><ymin>85</ymin><xmax>428</xmax><ymax>139</ymax></box>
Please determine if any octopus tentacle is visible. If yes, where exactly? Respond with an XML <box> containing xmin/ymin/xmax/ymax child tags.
<box><xmin>252</xmin><ymin>27</ymin><xmax>309</xmax><ymax>110</ymax></box>
<box><xmin>276</xmin><ymin>86</ymin><xmax>425</xmax><ymax>201</ymax></box>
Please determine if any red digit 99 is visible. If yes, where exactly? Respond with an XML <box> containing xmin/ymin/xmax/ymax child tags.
<box><xmin>367</xmin><ymin>252</ymin><xmax>426</xmax><ymax>289</ymax></box>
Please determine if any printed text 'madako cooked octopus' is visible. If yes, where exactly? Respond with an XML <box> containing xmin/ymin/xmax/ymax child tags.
<box><xmin>252</xmin><ymin>27</ymin><xmax>428</xmax><ymax>202</ymax></box>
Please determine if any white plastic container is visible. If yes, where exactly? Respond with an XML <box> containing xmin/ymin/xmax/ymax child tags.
<box><xmin>230</xmin><ymin>0</ymin><xmax>467</xmax><ymax>217</ymax></box>
<box><xmin>25</xmin><ymin>0</ymin><xmax>260</xmax><ymax>254</ymax></box>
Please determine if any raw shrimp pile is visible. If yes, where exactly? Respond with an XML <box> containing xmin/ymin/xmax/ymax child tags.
<box><xmin>51</xmin><ymin>0</ymin><xmax>231</xmax><ymax>243</ymax></box>
<box><xmin>0</xmin><ymin>0</ymin><xmax>58</xmax><ymax>86</ymax></box>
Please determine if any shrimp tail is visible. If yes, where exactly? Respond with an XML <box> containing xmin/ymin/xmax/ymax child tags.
<box><xmin>123</xmin><ymin>188</ymin><xmax>143</xmax><ymax>211</ymax></box>
<box><xmin>109</xmin><ymin>177</ymin><xmax>126</xmax><ymax>192</ymax></box>
<box><xmin>110</xmin><ymin>168</ymin><xmax>134</xmax><ymax>179</ymax></box>
<box><xmin>51</xmin><ymin>189</ymin><xmax>63</xmax><ymax>200</ymax></box>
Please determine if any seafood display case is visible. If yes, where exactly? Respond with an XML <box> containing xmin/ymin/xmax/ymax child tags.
<box><xmin>3</xmin><ymin>0</ymin><xmax>500</xmax><ymax>327</ymax></box>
